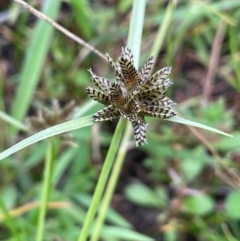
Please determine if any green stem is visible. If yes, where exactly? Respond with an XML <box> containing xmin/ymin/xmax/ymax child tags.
<box><xmin>90</xmin><ymin>124</ymin><xmax>133</xmax><ymax>241</ymax></box>
<box><xmin>77</xmin><ymin>119</ymin><xmax>126</xmax><ymax>241</ymax></box>
<box><xmin>0</xmin><ymin>196</ymin><xmax>21</xmax><ymax>241</ymax></box>
<box><xmin>150</xmin><ymin>0</ymin><xmax>177</xmax><ymax>61</ymax></box>
<box><xmin>90</xmin><ymin>1</ymin><xmax>146</xmax><ymax>240</ymax></box>
<box><xmin>36</xmin><ymin>139</ymin><xmax>56</xmax><ymax>241</ymax></box>
<box><xmin>127</xmin><ymin>0</ymin><xmax>147</xmax><ymax>66</ymax></box>
<box><xmin>78</xmin><ymin>1</ymin><xmax>146</xmax><ymax>240</ymax></box>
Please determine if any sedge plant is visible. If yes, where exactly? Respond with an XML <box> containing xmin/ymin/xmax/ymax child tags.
<box><xmin>0</xmin><ymin>1</ymin><xmax>234</xmax><ymax>241</ymax></box>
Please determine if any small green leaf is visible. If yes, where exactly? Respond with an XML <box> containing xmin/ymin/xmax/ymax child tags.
<box><xmin>182</xmin><ymin>195</ymin><xmax>214</xmax><ymax>215</ymax></box>
<box><xmin>225</xmin><ymin>191</ymin><xmax>240</xmax><ymax>219</ymax></box>
<box><xmin>1</xmin><ymin>186</ymin><xmax>18</xmax><ymax>209</ymax></box>
<box><xmin>124</xmin><ymin>183</ymin><xmax>162</xmax><ymax>208</ymax></box>
<box><xmin>181</xmin><ymin>158</ymin><xmax>204</xmax><ymax>181</ymax></box>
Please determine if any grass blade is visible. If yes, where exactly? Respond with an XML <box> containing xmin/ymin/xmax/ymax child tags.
<box><xmin>11</xmin><ymin>0</ymin><xmax>61</xmax><ymax>124</ymax></box>
<box><xmin>150</xmin><ymin>0</ymin><xmax>177</xmax><ymax>60</ymax></box>
<box><xmin>0</xmin><ymin>116</ymin><xmax>93</xmax><ymax>161</ymax></box>
<box><xmin>0</xmin><ymin>110</ymin><xmax>28</xmax><ymax>131</ymax></box>
<box><xmin>36</xmin><ymin>139</ymin><xmax>56</xmax><ymax>241</ymax></box>
<box><xmin>167</xmin><ymin>116</ymin><xmax>233</xmax><ymax>137</ymax></box>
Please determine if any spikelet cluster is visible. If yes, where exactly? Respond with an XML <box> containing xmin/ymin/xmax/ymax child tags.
<box><xmin>26</xmin><ymin>100</ymin><xmax>75</xmax><ymax>140</ymax></box>
<box><xmin>86</xmin><ymin>47</ymin><xmax>177</xmax><ymax>146</ymax></box>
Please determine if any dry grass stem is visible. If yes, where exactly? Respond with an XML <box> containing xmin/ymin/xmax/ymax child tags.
<box><xmin>14</xmin><ymin>0</ymin><xmax>107</xmax><ymax>61</ymax></box>
<box><xmin>202</xmin><ymin>20</ymin><xmax>227</xmax><ymax>106</ymax></box>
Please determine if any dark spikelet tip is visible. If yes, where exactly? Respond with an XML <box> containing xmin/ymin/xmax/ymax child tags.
<box><xmin>149</xmin><ymin>56</ymin><xmax>154</xmax><ymax>61</ymax></box>
<box><xmin>137</xmin><ymin>140</ymin><xmax>144</xmax><ymax>147</ymax></box>
<box><xmin>92</xmin><ymin>115</ymin><xmax>99</xmax><ymax>122</ymax></box>
<box><xmin>126</xmin><ymin>46</ymin><xmax>131</xmax><ymax>52</ymax></box>
<box><xmin>88</xmin><ymin>69</ymin><xmax>95</xmax><ymax>77</ymax></box>
<box><xmin>170</xmin><ymin>111</ymin><xmax>177</xmax><ymax>118</ymax></box>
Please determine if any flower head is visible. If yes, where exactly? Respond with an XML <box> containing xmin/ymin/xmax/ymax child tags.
<box><xmin>86</xmin><ymin>47</ymin><xmax>177</xmax><ymax>146</ymax></box>
<box><xmin>26</xmin><ymin>100</ymin><xmax>76</xmax><ymax>141</ymax></box>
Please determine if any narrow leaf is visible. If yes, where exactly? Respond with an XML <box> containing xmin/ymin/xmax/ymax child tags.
<box><xmin>11</xmin><ymin>0</ymin><xmax>61</xmax><ymax>123</ymax></box>
<box><xmin>166</xmin><ymin>116</ymin><xmax>233</xmax><ymax>137</ymax></box>
<box><xmin>101</xmin><ymin>226</ymin><xmax>154</xmax><ymax>241</ymax></box>
<box><xmin>0</xmin><ymin>116</ymin><xmax>93</xmax><ymax>161</ymax></box>
<box><xmin>0</xmin><ymin>110</ymin><xmax>28</xmax><ymax>131</ymax></box>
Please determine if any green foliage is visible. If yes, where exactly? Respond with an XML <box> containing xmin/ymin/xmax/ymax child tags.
<box><xmin>182</xmin><ymin>195</ymin><xmax>215</xmax><ymax>216</ymax></box>
<box><xmin>0</xmin><ymin>0</ymin><xmax>240</xmax><ymax>241</ymax></box>
<box><xmin>225</xmin><ymin>191</ymin><xmax>240</xmax><ymax>219</ymax></box>
<box><xmin>11</xmin><ymin>0</ymin><xmax>62</xmax><ymax>124</ymax></box>
<box><xmin>124</xmin><ymin>183</ymin><xmax>167</xmax><ymax>208</ymax></box>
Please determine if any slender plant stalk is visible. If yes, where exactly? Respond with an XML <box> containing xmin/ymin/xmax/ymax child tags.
<box><xmin>0</xmin><ymin>197</ymin><xmax>21</xmax><ymax>241</ymax></box>
<box><xmin>127</xmin><ymin>0</ymin><xmax>147</xmax><ymax>66</ymax></box>
<box><xmin>77</xmin><ymin>119</ymin><xmax>126</xmax><ymax>241</ymax></box>
<box><xmin>14</xmin><ymin>0</ymin><xmax>106</xmax><ymax>60</ymax></box>
<box><xmin>90</xmin><ymin>1</ymin><xmax>146</xmax><ymax>240</ymax></box>
<box><xmin>36</xmin><ymin>139</ymin><xmax>56</xmax><ymax>241</ymax></box>
<box><xmin>150</xmin><ymin>0</ymin><xmax>177</xmax><ymax>61</ymax></box>
<box><xmin>90</xmin><ymin>124</ymin><xmax>133</xmax><ymax>241</ymax></box>
<box><xmin>0</xmin><ymin>110</ymin><xmax>28</xmax><ymax>132</ymax></box>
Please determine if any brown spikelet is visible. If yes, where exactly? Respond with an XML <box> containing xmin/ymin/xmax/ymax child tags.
<box><xmin>139</xmin><ymin>56</ymin><xmax>154</xmax><ymax>82</ymax></box>
<box><xmin>85</xmin><ymin>87</ymin><xmax>110</xmax><ymax>105</ymax></box>
<box><xmin>105</xmin><ymin>53</ymin><xmax>123</xmax><ymax>79</ymax></box>
<box><xmin>140</xmin><ymin>96</ymin><xmax>176</xmax><ymax>108</ymax></box>
<box><xmin>143</xmin><ymin>67</ymin><xmax>172</xmax><ymax>89</ymax></box>
<box><xmin>26</xmin><ymin>117</ymin><xmax>47</xmax><ymax>131</ymax></box>
<box><xmin>88</xmin><ymin>69</ymin><xmax>112</xmax><ymax>93</ymax></box>
<box><xmin>26</xmin><ymin>100</ymin><xmax>76</xmax><ymax>142</ymax></box>
<box><xmin>93</xmin><ymin>105</ymin><xmax>120</xmax><ymax>122</ymax></box>
<box><xmin>118</xmin><ymin>47</ymin><xmax>141</xmax><ymax>93</ymax></box>
<box><xmin>142</xmin><ymin>106</ymin><xmax>177</xmax><ymax>119</ymax></box>
<box><xmin>60</xmin><ymin>100</ymin><xmax>76</xmax><ymax>118</ymax></box>
<box><xmin>131</xmin><ymin>121</ymin><xmax>148</xmax><ymax>146</ymax></box>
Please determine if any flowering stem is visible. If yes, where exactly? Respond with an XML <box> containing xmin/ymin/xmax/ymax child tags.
<box><xmin>36</xmin><ymin>139</ymin><xmax>56</xmax><ymax>241</ymax></box>
<box><xmin>89</xmin><ymin>1</ymin><xmax>146</xmax><ymax>241</ymax></box>
<box><xmin>150</xmin><ymin>0</ymin><xmax>177</xmax><ymax>61</ymax></box>
<box><xmin>90</xmin><ymin>124</ymin><xmax>133</xmax><ymax>241</ymax></box>
<box><xmin>77</xmin><ymin>119</ymin><xmax>126</xmax><ymax>241</ymax></box>
<box><xmin>127</xmin><ymin>0</ymin><xmax>147</xmax><ymax>67</ymax></box>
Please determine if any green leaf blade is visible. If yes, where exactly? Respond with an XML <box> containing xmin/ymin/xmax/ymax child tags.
<box><xmin>167</xmin><ymin>116</ymin><xmax>233</xmax><ymax>137</ymax></box>
<box><xmin>11</xmin><ymin>0</ymin><xmax>61</xmax><ymax>123</ymax></box>
<box><xmin>0</xmin><ymin>116</ymin><xmax>93</xmax><ymax>161</ymax></box>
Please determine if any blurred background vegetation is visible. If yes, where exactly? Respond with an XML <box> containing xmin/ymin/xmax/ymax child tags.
<box><xmin>1</xmin><ymin>0</ymin><xmax>240</xmax><ymax>240</ymax></box>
